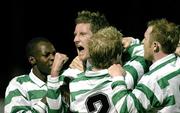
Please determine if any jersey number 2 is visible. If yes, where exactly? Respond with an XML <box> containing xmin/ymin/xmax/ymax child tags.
<box><xmin>85</xmin><ymin>92</ymin><xmax>110</xmax><ymax>113</ymax></box>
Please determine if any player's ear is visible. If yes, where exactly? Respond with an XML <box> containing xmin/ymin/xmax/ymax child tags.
<box><xmin>28</xmin><ymin>56</ymin><xmax>36</xmax><ymax>65</ymax></box>
<box><xmin>153</xmin><ymin>41</ymin><xmax>160</xmax><ymax>53</ymax></box>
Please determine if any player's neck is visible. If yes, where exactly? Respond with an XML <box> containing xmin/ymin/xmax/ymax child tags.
<box><xmin>32</xmin><ymin>66</ymin><xmax>47</xmax><ymax>82</ymax></box>
<box><xmin>153</xmin><ymin>51</ymin><xmax>168</xmax><ymax>63</ymax></box>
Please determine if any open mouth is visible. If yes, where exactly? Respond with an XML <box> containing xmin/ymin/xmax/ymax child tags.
<box><xmin>77</xmin><ymin>46</ymin><xmax>84</xmax><ymax>52</ymax></box>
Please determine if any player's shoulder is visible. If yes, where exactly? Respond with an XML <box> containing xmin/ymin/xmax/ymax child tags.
<box><xmin>9</xmin><ymin>74</ymin><xmax>30</xmax><ymax>84</ymax></box>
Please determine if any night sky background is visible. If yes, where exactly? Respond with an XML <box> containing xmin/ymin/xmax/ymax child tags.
<box><xmin>3</xmin><ymin>0</ymin><xmax>180</xmax><ymax>98</ymax></box>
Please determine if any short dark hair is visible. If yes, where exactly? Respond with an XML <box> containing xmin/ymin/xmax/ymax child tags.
<box><xmin>26</xmin><ymin>37</ymin><xmax>51</xmax><ymax>58</ymax></box>
<box><xmin>148</xmin><ymin>18</ymin><xmax>180</xmax><ymax>54</ymax></box>
<box><xmin>75</xmin><ymin>10</ymin><xmax>109</xmax><ymax>33</ymax></box>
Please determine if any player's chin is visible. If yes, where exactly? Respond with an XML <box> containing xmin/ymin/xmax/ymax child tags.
<box><xmin>46</xmin><ymin>68</ymin><xmax>52</xmax><ymax>74</ymax></box>
<box><xmin>78</xmin><ymin>55</ymin><xmax>88</xmax><ymax>62</ymax></box>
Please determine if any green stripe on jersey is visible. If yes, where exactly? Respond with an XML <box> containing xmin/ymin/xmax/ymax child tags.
<box><xmin>71</xmin><ymin>73</ymin><xmax>109</xmax><ymax>82</ymax></box>
<box><xmin>134</xmin><ymin>56</ymin><xmax>149</xmax><ymax>73</ymax></box>
<box><xmin>11</xmin><ymin>106</ymin><xmax>32</xmax><ymax>112</ymax></box>
<box><xmin>5</xmin><ymin>89</ymin><xmax>26</xmax><ymax>105</ymax></box>
<box><xmin>119</xmin><ymin>96</ymin><xmax>128</xmax><ymax>113</ymax></box>
<box><xmin>126</xmin><ymin>44</ymin><xmax>140</xmax><ymax>57</ymax></box>
<box><xmin>111</xmin><ymin>80</ymin><xmax>126</xmax><ymax>89</ymax></box>
<box><xmin>129</xmin><ymin>93</ymin><xmax>146</xmax><ymax>113</ymax></box>
<box><xmin>28</xmin><ymin>90</ymin><xmax>47</xmax><ymax>100</ymax></box>
<box><xmin>123</xmin><ymin>65</ymin><xmax>138</xmax><ymax>86</ymax></box>
<box><xmin>112</xmin><ymin>90</ymin><xmax>127</xmax><ymax>105</ymax></box>
<box><xmin>16</xmin><ymin>75</ymin><xmax>31</xmax><ymax>84</ymax></box>
<box><xmin>158</xmin><ymin>69</ymin><xmax>180</xmax><ymax>89</ymax></box>
<box><xmin>47</xmin><ymin>89</ymin><xmax>61</xmax><ymax>99</ymax></box>
<box><xmin>71</xmin><ymin>90</ymin><xmax>90</xmax><ymax>102</ymax></box>
<box><xmin>71</xmin><ymin>80</ymin><xmax>111</xmax><ymax>101</ymax></box>
<box><xmin>136</xmin><ymin>83</ymin><xmax>160</xmax><ymax>107</ymax></box>
<box><xmin>146</xmin><ymin>57</ymin><xmax>176</xmax><ymax>75</ymax></box>
<box><xmin>161</xmin><ymin>95</ymin><xmax>175</xmax><ymax>107</ymax></box>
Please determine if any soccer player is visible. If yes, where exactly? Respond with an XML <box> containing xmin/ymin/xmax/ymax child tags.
<box><xmin>5</xmin><ymin>37</ymin><xmax>68</xmax><ymax>112</ymax></box>
<box><xmin>46</xmin><ymin>10</ymin><xmax>150</xmax><ymax>112</ymax></box>
<box><xmin>109</xmin><ymin>18</ymin><xmax>180</xmax><ymax>113</ymax></box>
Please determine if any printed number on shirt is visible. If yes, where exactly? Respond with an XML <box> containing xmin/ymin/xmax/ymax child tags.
<box><xmin>85</xmin><ymin>92</ymin><xmax>110</xmax><ymax>113</ymax></box>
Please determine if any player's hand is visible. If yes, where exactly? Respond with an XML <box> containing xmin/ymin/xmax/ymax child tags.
<box><xmin>51</xmin><ymin>53</ymin><xmax>69</xmax><ymax>77</ymax></box>
<box><xmin>122</xmin><ymin>37</ymin><xmax>134</xmax><ymax>49</ymax></box>
<box><xmin>108</xmin><ymin>64</ymin><xmax>126</xmax><ymax>77</ymax></box>
<box><xmin>69</xmin><ymin>56</ymin><xmax>84</xmax><ymax>71</ymax></box>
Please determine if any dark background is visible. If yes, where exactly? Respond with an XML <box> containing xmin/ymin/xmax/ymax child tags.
<box><xmin>3</xmin><ymin>0</ymin><xmax>180</xmax><ymax>98</ymax></box>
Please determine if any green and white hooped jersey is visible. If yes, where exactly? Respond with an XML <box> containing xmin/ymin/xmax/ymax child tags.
<box><xmin>46</xmin><ymin>44</ymin><xmax>149</xmax><ymax>112</ymax></box>
<box><xmin>5</xmin><ymin>69</ymin><xmax>48</xmax><ymax>113</ymax></box>
<box><xmin>123</xmin><ymin>44</ymin><xmax>150</xmax><ymax>89</ymax></box>
<box><xmin>68</xmin><ymin>43</ymin><xmax>149</xmax><ymax>113</ymax></box>
<box><xmin>46</xmin><ymin>75</ymin><xmax>68</xmax><ymax>113</ymax></box>
<box><xmin>112</xmin><ymin>54</ymin><xmax>180</xmax><ymax>113</ymax></box>
<box><xmin>69</xmin><ymin>69</ymin><xmax>118</xmax><ymax>113</ymax></box>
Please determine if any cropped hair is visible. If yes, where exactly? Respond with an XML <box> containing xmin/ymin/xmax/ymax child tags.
<box><xmin>148</xmin><ymin>18</ymin><xmax>180</xmax><ymax>54</ymax></box>
<box><xmin>75</xmin><ymin>10</ymin><xmax>109</xmax><ymax>33</ymax></box>
<box><xmin>88</xmin><ymin>26</ymin><xmax>123</xmax><ymax>69</ymax></box>
<box><xmin>26</xmin><ymin>37</ymin><xmax>51</xmax><ymax>58</ymax></box>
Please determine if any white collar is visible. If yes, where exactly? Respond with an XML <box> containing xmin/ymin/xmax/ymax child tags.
<box><xmin>29</xmin><ymin>69</ymin><xmax>46</xmax><ymax>87</ymax></box>
<box><xmin>85</xmin><ymin>69</ymin><xmax>108</xmax><ymax>77</ymax></box>
<box><xmin>149</xmin><ymin>54</ymin><xmax>176</xmax><ymax>70</ymax></box>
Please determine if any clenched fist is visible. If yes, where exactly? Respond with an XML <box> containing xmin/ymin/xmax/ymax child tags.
<box><xmin>51</xmin><ymin>53</ymin><xmax>69</xmax><ymax>77</ymax></box>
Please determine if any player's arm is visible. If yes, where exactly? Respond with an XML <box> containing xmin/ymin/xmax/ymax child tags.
<box><xmin>46</xmin><ymin>52</ymin><xmax>69</xmax><ymax>113</ymax></box>
<box><xmin>122</xmin><ymin>37</ymin><xmax>150</xmax><ymax>89</ymax></box>
<box><xmin>109</xmin><ymin>64</ymin><xmax>178</xmax><ymax>113</ymax></box>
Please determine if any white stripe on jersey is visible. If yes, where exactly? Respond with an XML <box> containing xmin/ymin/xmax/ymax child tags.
<box><xmin>70</xmin><ymin>70</ymin><xmax>117</xmax><ymax>113</ymax></box>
